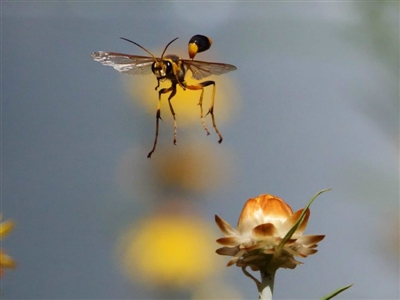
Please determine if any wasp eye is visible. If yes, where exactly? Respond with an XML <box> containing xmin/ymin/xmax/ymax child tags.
<box><xmin>165</xmin><ymin>61</ymin><xmax>172</xmax><ymax>74</ymax></box>
<box><xmin>151</xmin><ymin>62</ymin><xmax>157</xmax><ymax>74</ymax></box>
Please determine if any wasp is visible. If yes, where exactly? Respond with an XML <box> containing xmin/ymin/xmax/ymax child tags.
<box><xmin>91</xmin><ymin>34</ymin><xmax>237</xmax><ymax>158</ymax></box>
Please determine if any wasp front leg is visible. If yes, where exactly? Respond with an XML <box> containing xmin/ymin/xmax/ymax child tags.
<box><xmin>185</xmin><ymin>80</ymin><xmax>222</xmax><ymax>143</ymax></box>
<box><xmin>154</xmin><ymin>79</ymin><xmax>161</xmax><ymax>91</ymax></box>
<box><xmin>147</xmin><ymin>84</ymin><xmax>178</xmax><ymax>158</ymax></box>
<box><xmin>147</xmin><ymin>90</ymin><xmax>163</xmax><ymax>158</ymax></box>
<box><xmin>164</xmin><ymin>85</ymin><xmax>178</xmax><ymax>145</ymax></box>
<box><xmin>172</xmin><ymin>63</ymin><xmax>186</xmax><ymax>91</ymax></box>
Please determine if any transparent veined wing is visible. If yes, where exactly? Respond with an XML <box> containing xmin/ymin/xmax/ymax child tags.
<box><xmin>91</xmin><ymin>51</ymin><xmax>155</xmax><ymax>75</ymax></box>
<box><xmin>184</xmin><ymin>59</ymin><xmax>237</xmax><ymax>80</ymax></box>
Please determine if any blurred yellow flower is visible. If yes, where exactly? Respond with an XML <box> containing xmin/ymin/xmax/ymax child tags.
<box><xmin>0</xmin><ymin>218</ymin><xmax>16</xmax><ymax>276</ymax></box>
<box><xmin>116</xmin><ymin>140</ymin><xmax>235</xmax><ymax>202</ymax></box>
<box><xmin>215</xmin><ymin>194</ymin><xmax>324</xmax><ymax>271</ymax></box>
<box><xmin>149</xmin><ymin>139</ymin><xmax>233</xmax><ymax>193</ymax></box>
<box><xmin>117</xmin><ymin>211</ymin><xmax>217</xmax><ymax>289</ymax></box>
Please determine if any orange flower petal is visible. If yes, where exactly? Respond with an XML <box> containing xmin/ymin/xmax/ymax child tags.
<box><xmin>252</xmin><ymin>223</ymin><xmax>279</xmax><ymax>239</ymax></box>
<box><xmin>237</xmin><ymin>198</ymin><xmax>264</xmax><ymax>234</ymax></box>
<box><xmin>281</xmin><ymin>238</ymin><xmax>297</xmax><ymax>246</ymax></box>
<box><xmin>216</xmin><ymin>236</ymin><xmax>241</xmax><ymax>247</ymax></box>
<box><xmin>237</xmin><ymin>195</ymin><xmax>293</xmax><ymax>234</ymax></box>
<box><xmin>281</xmin><ymin>208</ymin><xmax>310</xmax><ymax>237</ymax></box>
<box><xmin>296</xmin><ymin>247</ymin><xmax>318</xmax><ymax>257</ymax></box>
<box><xmin>226</xmin><ymin>249</ymin><xmax>246</xmax><ymax>267</ymax></box>
<box><xmin>281</xmin><ymin>256</ymin><xmax>303</xmax><ymax>269</ymax></box>
<box><xmin>0</xmin><ymin>220</ymin><xmax>14</xmax><ymax>239</ymax></box>
<box><xmin>216</xmin><ymin>246</ymin><xmax>240</xmax><ymax>256</ymax></box>
<box><xmin>215</xmin><ymin>215</ymin><xmax>238</xmax><ymax>236</ymax></box>
<box><xmin>226</xmin><ymin>257</ymin><xmax>239</xmax><ymax>267</ymax></box>
<box><xmin>257</xmin><ymin>195</ymin><xmax>293</xmax><ymax>219</ymax></box>
<box><xmin>297</xmin><ymin>234</ymin><xmax>325</xmax><ymax>246</ymax></box>
<box><xmin>0</xmin><ymin>251</ymin><xmax>16</xmax><ymax>269</ymax></box>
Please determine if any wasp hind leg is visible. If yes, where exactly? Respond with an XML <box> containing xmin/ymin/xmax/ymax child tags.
<box><xmin>197</xmin><ymin>88</ymin><xmax>210</xmax><ymax>136</ymax></box>
<box><xmin>186</xmin><ymin>80</ymin><xmax>222</xmax><ymax>143</ymax></box>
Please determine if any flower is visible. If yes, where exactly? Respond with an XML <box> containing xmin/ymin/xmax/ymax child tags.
<box><xmin>0</xmin><ymin>217</ymin><xmax>16</xmax><ymax>276</ymax></box>
<box><xmin>215</xmin><ymin>194</ymin><xmax>325</xmax><ymax>271</ymax></box>
<box><xmin>117</xmin><ymin>210</ymin><xmax>217</xmax><ymax>289</ymax></box>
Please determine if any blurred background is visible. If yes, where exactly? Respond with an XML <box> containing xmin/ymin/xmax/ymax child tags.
<box><xmin>2</xmin><ymin>1</ymin><xmax>399</xmax><ymax>299</ymax></box>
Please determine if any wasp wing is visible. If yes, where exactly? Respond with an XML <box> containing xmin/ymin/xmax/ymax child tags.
<box><xmin>184</xmin><ymin>59</ymin><xmax>237</xmax><ymax>80</ymax></box>
<box><xmin>91</xmin><ymin>51</ymin><xmax>155</xmax><ymax>75</ymax></box>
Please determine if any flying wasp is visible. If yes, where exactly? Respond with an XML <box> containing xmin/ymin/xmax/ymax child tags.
<box><xmin>91</xmin><ymin>34</ymin><xmax>237</xmax><ymax>158</ymax></box>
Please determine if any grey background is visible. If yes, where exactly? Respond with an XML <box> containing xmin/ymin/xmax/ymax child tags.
<box><xmin>2</xmin><ymin>1</ymin><xmax>399</xmax><ymax>299</ymax></box>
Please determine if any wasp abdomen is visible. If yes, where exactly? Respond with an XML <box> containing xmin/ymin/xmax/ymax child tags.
<box><xmin>188</xmin><ymin>35</ymin><xmax>212</xmax><ymax>59</ymax></box>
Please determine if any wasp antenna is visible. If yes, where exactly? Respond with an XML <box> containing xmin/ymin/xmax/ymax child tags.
<box><xmin>161</xmin><ymin>37</ymin><xmax>179</xmax><ymax>59</ymax></box>
<box><xmin>120</xmin><ymin>37</ymin><xmax>157</xmax><ymax>60</ymax></box>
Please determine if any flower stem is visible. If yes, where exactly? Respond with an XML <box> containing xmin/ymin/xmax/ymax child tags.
<box><xmin>258</xmin><ymin>268</ymin><xmax>276</xmax><ymax>300</ymax></box>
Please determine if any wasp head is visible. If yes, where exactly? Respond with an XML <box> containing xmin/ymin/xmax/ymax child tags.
<box><xmin>151</xmin><ymin>60</ymin><xmax>172</xmax><ymax>80</ymax></box>
<box><xmin>120</xmin><ymin>36</ymin><xmax>179</xmax><ymax>82</ymax></box>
